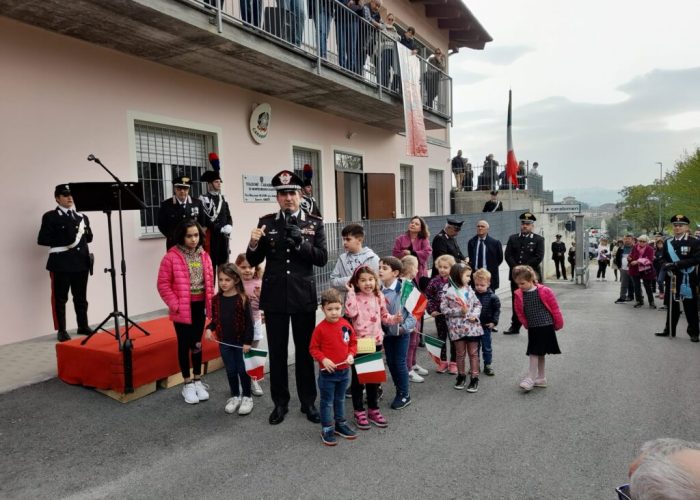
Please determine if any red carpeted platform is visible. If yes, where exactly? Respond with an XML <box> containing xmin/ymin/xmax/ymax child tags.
<box><xmin>56</xmin><ymin>317</ymin><xmax>219</xmax><ymax>393</ymax></box>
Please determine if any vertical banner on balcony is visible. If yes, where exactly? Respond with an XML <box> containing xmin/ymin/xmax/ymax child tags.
<box><xmin>397</xmin><ymin>45</ymin><xmax>428</xmax><ymax>157</ymax></box>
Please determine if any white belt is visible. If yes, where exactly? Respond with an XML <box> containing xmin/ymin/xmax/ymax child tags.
<box><xmin>49</xmin><ymin>219</ymin><xmax>86</xmax><ymax>254</ymax></box>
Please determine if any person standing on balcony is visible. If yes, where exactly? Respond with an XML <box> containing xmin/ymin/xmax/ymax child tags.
<box><xmin>336</xmin><ymin>0</ymin><xmax>359</xmax><ymax>73</ymax></box>
<box><xmin>451</xmin><ymin>150</ymin><xmax>466</xmax><ymax>192</ymax></box>
<box><xmin>246</xmin><ymin>170</ymin><xmax>328</xmax><ymax>425</ymax></box>
<box><xmin>400</xmin><ymin>26</ymin><xmax>418</xmax><ymax>54</ymax></box>
<box><xmin>308</xmin><ymin>0</ymin><xmax>335</xmax><ymax>58</ymax></box>
<box><xmin>517</xmin><ymin>161</ymin><xmax>527</xmax><ymax>190</ymax></box>
<box><xmin>379</xmin><ymin>12</ymin><xmax>400</xmax><ymax>90</ymax></box>
<box><xmin>478</xmin><ymin>154</ymin><xmax>498</xmax><ymax>191</ymax></box>
<box><xmin>279</xmin><ymin>0</ymin><xmax>305</xmax><ymax>46</ymax></box>
<box><xmin>359</xmin><ymin>0</ymin><xmax>383</xmax><ymax>73</ymax></box>
<box><xmin>240</xmin><ymin>0</ymin><xmax>262</xmax><ymax>27</ymax></box>
<box><xmin>424</xmin><ymin>47</ymin><xmax>446</xmax><ymax>110</ymax></box>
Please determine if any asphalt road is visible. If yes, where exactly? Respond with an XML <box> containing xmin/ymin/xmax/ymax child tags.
<box><xmin>1</xmin><ymin>279</ymin><xmax>698</xmax><ymax>499</ymax></box>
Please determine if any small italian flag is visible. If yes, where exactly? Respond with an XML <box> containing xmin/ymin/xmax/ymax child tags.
<box><xmin>354</xmin><ymin>351</ymin><xmax>387</xmax><ymax>384</ymax></box>
<box><xmin>423</xmin><ymin>335</ymin><xmax>445</xmax><ymax>367</ymax></box>
<box><xmin>244</xmin><ymin>348</ymin><xmax>267</xmax><ymax>381</ymax></box>
<box><xmin>400</xmin><ymin>280</ymin><xmax>428</xmax><ymax>321</ymax></box>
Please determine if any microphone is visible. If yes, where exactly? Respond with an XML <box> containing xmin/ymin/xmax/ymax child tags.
<box><xmin>87</xmin><ymin>154</ymin><xmax>97</xmax><ymax>162</ymax></box>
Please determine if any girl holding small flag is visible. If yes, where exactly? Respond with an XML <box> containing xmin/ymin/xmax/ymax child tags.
<box><xmin>400</xmin><ymin>255</ymin><xmax>430</xmax><ymax>382</ymax></box>
<box><xmin>345</xmin><ymin>266</ymin><xmax>402</xmax><ymax>430</ymax></box>
<box><xmin>204</xmin><ymin>263</ymin><xmax>255</xmax><ymax>415</ymax></box>
<box><xmin>234</xmin><ymin>253</ymin><xmax>265</xmax><ymax>396</ymax></box>
<box><xmin>425</xmin><ymin>254</ymin><xmax>457</xmax><ymax>374</ymax></box>
<box><xmin>512</xmin><ymin>265</ymin><xmax>564</xmax><ymax>392</ymax></box>
<box><xmin>440</xmin><ymin>263</ymin><xmax>483</xmax><ymax>392</ymax></box>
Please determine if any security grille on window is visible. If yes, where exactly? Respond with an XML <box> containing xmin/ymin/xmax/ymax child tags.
<box><xmin>293</xmin><ymin>147</ymin><xmax>321</xmax><ymax>213</ymax></box>
<box><xmin>399</xmin><ymin>164</ymin><xmax>414</xmax><ymax>218</ymax></box>
<box><xmin>428</xmin><ymin>169</ymin><xmax>444</xmax><ymax>216</ymax></box>
<box><xmin>135</xmin><ymin>123</ymin><xmax>215</xmax><ymax>234</ymax></box>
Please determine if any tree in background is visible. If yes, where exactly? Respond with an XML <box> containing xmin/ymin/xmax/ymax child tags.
<box><xmin>616</xmin><ymin>184</ymin><xmax>661</xmax><ymax>234</ymax></box>
<box><xmin>661</xmin><ymin>148</ymin><xmax>700</xmax><ymax>223</ymax></box>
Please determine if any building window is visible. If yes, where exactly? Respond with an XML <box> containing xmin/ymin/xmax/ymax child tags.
<box><xmin>428</xmin><ymin>169</ymin><xmax>444</xmax><ymax>216</ymax></box>
<box><xmin>135</xmin><ymin>122</ymin><xmax>216</xmax><ymax>235</ymax></box>
<box><xmin>293</xmin><ymin>147</ymin><xmax>321</xmax><ymax>212</ymax></box>
<box><xmin>399</xmin><ymin>164</ymin><xmax>414</xmax><ymax>217</ymax></box>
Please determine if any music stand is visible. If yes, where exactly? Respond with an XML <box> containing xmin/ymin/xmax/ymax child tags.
<box><xmin>69</xmin><ymin>178</ymin><xmax>148</xmax><ymax>393</ymax></box>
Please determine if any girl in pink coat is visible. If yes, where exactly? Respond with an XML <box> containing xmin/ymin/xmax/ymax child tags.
<box><xmin>157</xmin><ymin>220</ymin><xmax>214</xmax><ymax>404</ymax></box>
<box><xmin>512</xmin><ymin>265</ymin><xmax>564</xmax><ymax>392</ymax></box>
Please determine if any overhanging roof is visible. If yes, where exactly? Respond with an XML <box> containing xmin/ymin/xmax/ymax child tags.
<box><xmin>410</xmin><ymin>0</ymin><xmax>493</xmax><ymax>51</ymax></box>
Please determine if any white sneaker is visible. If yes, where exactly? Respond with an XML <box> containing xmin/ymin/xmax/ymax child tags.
<box><xmin>225</xmin><ymin>396</ymin><xmax>241</xmax><ymax>414</ymax></box>
<box><xmin>193</xmin><ymin>380</ymin><xmax>209</xmax><ymax>401</ymax></box>
<box><xmin>408</xmin><ymin>371</ymin><xmax>425</xmax><ymax>383</ymax></box>
<box><xmin>519</xmin><ymin>377</ymin><xmax>534</xmax><ymax>392</ymax></box>
<box><xmin>182</xmin><ymin>382</ymin><xmax>199</xmax><ymax>404</ymax></box>
<box><xmin>238</xmin><ymin>396</ymin><xmax>254</xmax><ymax>415</ymax></box>
<box><xmin>413</xmin><ymin>364</ymin><xmax>429</xmax><ymax>376</ymax></box>
<box><xmin>251</xmin><ymin>379</ymin><xmax>264</xmax><ymax>397</ymax></box>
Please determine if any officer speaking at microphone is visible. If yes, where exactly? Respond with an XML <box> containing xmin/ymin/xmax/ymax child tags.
<box><xmin>246</xmin><ymin>170</ymin><xmax>328</xmax><ymax>425</ymax></box>
<box><xmin>38</xmin><ymin>184</ymin><xmax>94</xmax><ymax>342</ymax></box>
<box><xmin>504</xmin><ymin>212</ymin><xmax>545</xmax><ymax>334</ymax></box>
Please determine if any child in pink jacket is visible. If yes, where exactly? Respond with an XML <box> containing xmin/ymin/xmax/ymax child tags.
<box><xmin>512</xmin><ymin>265</ymin><xmax>564</xmax><ymax>392</ymax></box>
<box><xmin>344</xmin><ymin>265</ymin><xmax>401</xmax><ymax>430</ymax></box>
<box><xmin>157</xmin><ymin>220</ymin><xmax>214</xmax><ymax>405</ymax></box>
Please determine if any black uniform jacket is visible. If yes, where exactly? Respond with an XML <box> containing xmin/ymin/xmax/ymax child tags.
<box><xmin>157</xmin><ymin>196</ymin><xmax>207</xmax><ymax>248</ymax></box>
<box><xmin>199</xmin><ymin>192</ymin><xmax>232</xmax><ymax>265</ymax></box>
<box><xmin>432</xmin><ymin>229</ymin><xmax>465</xmax><ymax>263</ymax></box>
<box><xmin>246</xmin><ymin>210</ymin><xmax>328</xmax><ymax>314</ymax></box>
<box><xmin>662</xmin><ymin>234</ymin><xmax>700</xmax><ymax>293</ymax></box>
<box><xmin>37</xmin><ymin>208</ymin><xmax>93</xmax><ymax>273</ymax></box>
<box><xmin>505</xmin><ymin>232</ymin><xmax>545</xmax><ymax>281</ymax></box>
<box><xmin>551</xmin><ymin>241</ymin><xmax>566</xmax><ymax>260</ymax></box>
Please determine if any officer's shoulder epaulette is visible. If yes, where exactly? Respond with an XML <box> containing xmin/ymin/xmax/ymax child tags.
<box><xmin>306</xmin><ymin>213</ymin><xmax>323</xmax><ymax>221</ymax></box>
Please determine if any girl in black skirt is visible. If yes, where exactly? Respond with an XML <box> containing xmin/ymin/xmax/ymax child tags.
<box><xmin>512</xmin><ymin>265</ymin><xmax>564</xmax><ymax>392</ymax></box>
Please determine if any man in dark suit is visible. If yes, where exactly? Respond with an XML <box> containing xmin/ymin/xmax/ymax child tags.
<box><xmin>503</xmin><ymin>212</ymin><xmax>545</xmax><ymax>334</ymax></box>
<box><xmin>431</xmin><ymin>218</ymin><xmax>466</xmax><ymax>277</ymax></box>
<box><xmin>157</xmin><ymin>175</ymin><xmax>206</xmax><ymax>250</ymax></box>
<box><xmin>551</xmin><ymin>234</ymin><xmax>567</xmax><ymax>280</ymax></box>
<box><xmin>655</xmin><ymin>214</ymin><xmax>700</xmax><ymax>342</ymax></box>
<box><xmin>247</xmin><ymin>170</ymin><xmax>328</xmax><ymax>425</ymax></box>
<box><xmin>467</xmin><ymin>220</ymin><xmax>504</xmax><ymax>291</ymax></box>
<box><xmin>37</xmin><ymin>184</ymin><xmax>94</xmax><ymax>342</ymax></box>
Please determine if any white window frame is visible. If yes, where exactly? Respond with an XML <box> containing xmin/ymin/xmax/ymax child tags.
<box><xmin>399</xmin><ymin>164</ymin><xmax>414</xmax><ymax>218</ymax></box>
<box><xmin>428</xmin><ymin>169</ymin><xmax>444</xmax><ymax>216</ymax></box>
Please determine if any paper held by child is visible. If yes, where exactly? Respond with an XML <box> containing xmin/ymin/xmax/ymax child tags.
<box><xmin>356</xmin><ymin>337</ymin><xmax>377</xmax><ymax>354</ymax></box>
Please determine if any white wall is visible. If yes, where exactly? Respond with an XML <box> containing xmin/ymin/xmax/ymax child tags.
<box><xmin>0</xmin><ymin>17</ymin><xmax>450</xmax><ymax>344</ymax></box>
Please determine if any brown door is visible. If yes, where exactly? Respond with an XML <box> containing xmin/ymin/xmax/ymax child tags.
<box><xmin>365</xmin><ymin>173</ymin><xmax>396</xmax><ymax>219</ymax></box>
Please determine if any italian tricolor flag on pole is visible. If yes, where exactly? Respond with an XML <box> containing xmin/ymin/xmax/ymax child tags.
<box><xmin>506</xmin><ymin>89</ymin><xmax>519</xmax><ymax>187</ymax></box>
<box><xmin>423</xmin><ymin>335</ymin><xmax>445</xmax><ymax>367</ymax></box>
<box><xmin>354</xmin><ymin>352</ymin><xmax>387</xmax><ymax>384</ymax></box>
<box><xmin>400</xmin><ymin>280</ymin><xmax>428</xmax><ymax>321</ymax></box>
<box><xmin>244</xmin><ymin>348</ymin><xmax>267</xmax><ymax>381</ymax></box>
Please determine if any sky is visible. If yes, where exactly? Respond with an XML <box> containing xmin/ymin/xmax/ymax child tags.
<box><xmin>449</xmin><ymin>0</ymin><xmax>700</xmax><ymax>205</ymax></box>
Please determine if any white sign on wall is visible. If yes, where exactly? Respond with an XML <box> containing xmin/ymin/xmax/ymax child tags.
<box><xmin>544</xmin><ymin>204</ymin><xmax>581</xmax><ymax>214</ymax></box>
<box><xmin>243</xmin><ymin>174</ymin><xmax>276</xmax><ymax>202</ymax></box>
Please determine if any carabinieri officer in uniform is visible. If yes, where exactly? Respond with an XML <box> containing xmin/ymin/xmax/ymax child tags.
<box><xmin>38</xmin><ymin>184</ymin><xmax>94</xmax><ymax>342</ymax></box>
<box><xmin>504</xmin><ymin>211</ymin><xmax>545</xmax><ymax>334</ymax></box>
<box><xmin>199</xmin><ymin>169</ymin><xmax>233</xmax><ymax>275</ymax></box>
<box><xmin>157</xmin><ymin>175</ymin><xmax>207</xmax><ymax>250</ymax></box>
<box><xmin>246</xmin><ymin>170</ymin><xmax>328</xmax><ymax>425</ymax></box>
<box><xmin>655</xmin><ymin>214</ymin><xmax>700</xmax><ymax>342</ymax></box>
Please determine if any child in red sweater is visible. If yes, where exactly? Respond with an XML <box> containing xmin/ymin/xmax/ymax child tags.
<box><xmin>309</xmin><ymin>289</ymin><xmax>358</xmax><ymax>446</ymax></box>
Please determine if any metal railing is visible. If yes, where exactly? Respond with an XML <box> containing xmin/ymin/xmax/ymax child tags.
<box><xmin>311</xmin><ymin>210</ymin><xmax>520</xmax><ymax>293</ymax></box>
<box><xmin>194</xmin><ymin>0</ymin><xmax>452</xmax><ymax>118</ymax></box>
<box><xmin>451</xmin><ymin>159</ymin><xmax>539</xmax><ymax>192</ymax></box>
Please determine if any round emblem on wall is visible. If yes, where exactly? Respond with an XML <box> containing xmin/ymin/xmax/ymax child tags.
<box><xmin>250</xmin><ymin>103</ymin><xmax>272</xmax><ymax>144</ymax></box>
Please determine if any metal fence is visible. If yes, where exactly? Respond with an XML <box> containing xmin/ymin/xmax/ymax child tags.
<box><xmin>452</xmin><ymin>159</ymin><xmax>538</xmax><ymax>192</ymax></box>
<box><xmin>312</xmin><ymin>210</ymin><xmax>520</xmax><ymax>292</ymax></box>
<box><xmin>193</xmin><ymin>0</ymin><xmax>452</xmax><ymax>117</ymax></box>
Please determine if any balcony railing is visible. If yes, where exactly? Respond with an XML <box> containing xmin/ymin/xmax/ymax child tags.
<box><xmin>196</xmin><ymin>0</ymin><xmax>452</xmax><ymax>119</ymax></box>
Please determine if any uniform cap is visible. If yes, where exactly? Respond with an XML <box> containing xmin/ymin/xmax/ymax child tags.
<box><xmin>670</xmin><ymin>214</ymin><xmax>690</xmax><ymax>225</ymax></box>
<box><xmin>200</xmin><ymin>170</ymin><xmax>222</xmax><ymax>183</ymax></box>
<box><xmin>272</xmin><ymin>170</ymin><xmax>303</xmax><ymax>192</ymax></box>
<box><xmin>555</xmin><ymin>234</ymin><xmax>562</xmax><ymax>238</ymax></box>
<box><xmin>519</xmin><ymin>212</ymin><xmax>537</xmax><ymax>223</ymax></box>
<box><xmin>490</xmin><ymin>190</ymin><xmax>498</xmax><ymax>196</ymax></box>
<box><xmin>173</xmin><ymin>176</ymin><xmax>192</xmax><ymax>188</ymax></box>
<box><xmin>54</xmin><ymin>184</ymin><xmax>71</xmax><ymax>196</ymax></box>
<box><xmin>446</xmin><ymin>218</ymin><xmax>464</xmax><ymax>229</ymax></box>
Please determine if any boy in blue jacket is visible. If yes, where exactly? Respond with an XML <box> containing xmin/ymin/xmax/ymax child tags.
<box><xmin>473</xmin><ymin>269</ymin><xmax>501</xmax><ymax>376</ymax></box>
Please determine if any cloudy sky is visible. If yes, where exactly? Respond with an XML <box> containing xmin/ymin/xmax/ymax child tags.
<box><xmin>450</xmin><ymin>0</ymin><xmax>700</xmax><ymax>204</ymax></box>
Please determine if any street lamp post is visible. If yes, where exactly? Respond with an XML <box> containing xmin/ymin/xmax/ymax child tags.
<box><xmin>656</xmin><ymin>162</ymin><xmax>663</xmax><ymax>232</ymax></box>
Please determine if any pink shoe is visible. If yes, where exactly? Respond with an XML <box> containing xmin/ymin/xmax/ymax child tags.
<box><xmin>354</xmin><ymin>410</ymin><xmax>370</xmax><ymax>430</ymax></box>
<box><xmin>436</xmin><ymin>361</ymin><xmax>449</xmax><ymax>374</ymax></box>
<box><xmin>534</xmin><ymin>377</ymin><xmax>548</xmax><ymax>388</ymax></box>
<box><xmin>519</xmin><ymin>377</ymin><xmax>534</xmax><ymax>392</ymax></box>
<box><xmin>367</xmin><ymin>408</ymin><xmax>388</xmax><ymax>428</ymax></box>
<box><xmin>448</xmin><ymin>362</ymin><xmax>458</xmax><ymax>375</ymax></box>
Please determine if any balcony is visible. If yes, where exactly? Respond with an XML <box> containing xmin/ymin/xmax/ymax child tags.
<box><xmin>1</xmin><ymin>0</ymin><xmax>490</xmax><ymax>132</ymax></box>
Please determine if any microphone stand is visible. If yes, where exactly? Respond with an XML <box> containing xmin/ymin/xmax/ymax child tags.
<box><xmin>83</xmin><ymin>155</ymin><xmax>150</xmax><ymax>393</ymax></box>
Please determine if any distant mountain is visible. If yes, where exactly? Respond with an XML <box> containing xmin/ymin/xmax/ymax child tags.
<box><xmin>555</xmin><ymin>187</ymin><xmax>621</xmax><ymax>207</ymax></box>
